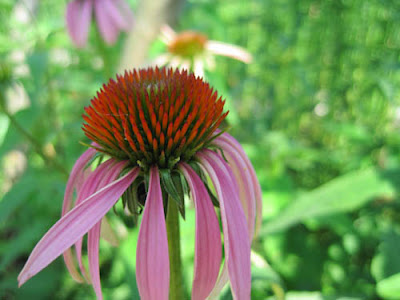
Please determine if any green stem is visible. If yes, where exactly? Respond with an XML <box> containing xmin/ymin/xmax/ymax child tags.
<box><xmin>166</xmin><ymin>198</ymin><xmax>184</xmax><ymax>300</ymax></box>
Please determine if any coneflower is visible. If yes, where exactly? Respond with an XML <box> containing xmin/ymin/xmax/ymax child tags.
<box><xmin>18</xmin><ymin>67</ymin><xmax>261</xmax><ymax>300</ymax></box>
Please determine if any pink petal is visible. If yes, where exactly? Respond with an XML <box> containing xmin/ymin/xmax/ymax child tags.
<box><xmin>206</xmin><ymin>41</ymin><xmax>253</xmax><ymax>64</ymax></box>
<box><xmin>207</xmin><ymin>265</ymin><xmax>229</xmax><ymax>300</ymax></box>
<box><xmin>94</xmin><ymin>0</ymin><xmax>120</xmax><ymax>45</ymax></box>
<box><xmin>72</xmin><ymin>159</ymin><xmax>119</xmax><ymax>283</ymax></box>
<box><xmin>179</xmin><ymin>163</ymin><xmax>222</xmax><ymax>300</ymax></box>
<box><xmin>197</xmin><ymin>150</ymin><xmax>251</xmax><ymax>300</ymax></box>
<box><xmin>18</xmin><ymin>167</ymin><xmax>139</xmax><ymax>286</ymax></box>
<box><xmin>136</xmin><ymin>166</ymin><xmax>169</xmax><ymax>300</ymax></box>
<box><xmin>109</xmin><ymin>0</ymin><xmax>134</xmax><ymax>31</ymax></box>
<box><xmin>88</xmin><ymin>221</ymin><xmax>102</xmax><ymax>299</ymax></box>
<box><xmin>63</xmin><ymin>250</ymin><xmax>84</xmax><ymax>283</ymax></box>
<box><xmin>62</xmin><ymin>146</ymin><xmax>96</xmax><ymax>282</ymax></box>
<box><xmin>65</xmin><ymin>0</ymin><xmax>93</xmax><ymax>48</ymax></box>
<box><xmin>213</xmin><ymin>139</ymin><xmax>256</xmax><ymax>241</ymax></box>
<box><xmin>62</xmin><ymin>146</ymin><xmax>97</xmax><ymax>216</ymax></box>
<box><xmin>217</xmin><ymin>133</ymin><xmax>263</xmax><ymax>236</ymax></box>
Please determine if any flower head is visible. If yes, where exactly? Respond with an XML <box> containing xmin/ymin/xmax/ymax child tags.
<box><xmin>18</xmin><ymin>67</ymin><xmax>262</xmax><ymax>300</ymax></box>
<box><xmin>66</xmin><ymin>0</ymin><xmax>134</xmax><ymax>48</ymax></box>
<box><xmin>154</xmin><ymin>25</ymin><xmax>253</xmax><ymax>78</ymax></box>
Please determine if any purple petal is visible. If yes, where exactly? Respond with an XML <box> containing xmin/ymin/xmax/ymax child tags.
<box><xmin>136</xmin><ymin>166</ymin><xmax>169</xmax><ymax>300</ymax></box>
<box><xmin>88</xmin><ymin>221</ymin><xmax>102</xmax><ymax>299</ymax></box>
<box><xmin>197</xmin><ymin>150</ymin><xmax>251</xmax><ymax>300</ymax></box>
<box><xmin>179</xmin><ymin>163</ymin><xmax>222</xmax><ymax>300</ymax></box>
<box><xmin>62</xmin><ymin>146</ymin><xmax>97</xmax><ymax>216</ymax></box>
<box><xmin>71</xmin><ymin>159</ymin><xmax>120</xmax><ymax>283</ymax></box>
<box><xmin>105</xmin><ymin>0</ymin><xmax>134</xmax><ymax>31</ymax></box>
<box><xmin>62</xmin><ymin>146</ymin><xmax>96</xmax><ymax>282</ymax></box>
<box><xmin>18</xmin><ymin>167</ymin><xmax>139</xmax><ymax>286</ymax></box>
<box><xmin>65</xmin><ymin>0</ymin><xmax>93</xmax><ymax>48</ymax></box>
<box><xmin>208</xmin><ymin>265</ymin><xmax>229</xmax><ymax>299</ymax></box>
<box><xmin>216</xmin><ymin>133</ymin><xmax>263</xmax><ymax>236</ymax></box>
<box><xmin>94</xmin><ymin>0</ymin><xmax>119</xmax><ymax>45</ymax></box>
<box><xmin>213</xmin><ymin>139</ymin><xmax>256</xmax><ymax>240</ymax></box>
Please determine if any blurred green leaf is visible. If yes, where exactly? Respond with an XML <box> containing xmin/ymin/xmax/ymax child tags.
<box><xmin>0</xmin><ymin>172</ymin><xmax>37</xmax><ymax>226</ymax></box>
<box><xmin>0</xmin><ymin>221</ymin><xmax>46</xmax><ymax>273</ymax></box>
<box><xmin>371</xmin><ymin>229</ymin><xmax>400</xmax><ymax>282</ymax></box>
<box><xmin>266</xmin><ymin>291</ymin><xmax>362</xmax><ymax>300</ymax></box>
<box><xmin>261</xmin><ymin>167</ymin><xmax>398</xmax><ymax>235</ymax></box>
<box><xmin>377</xmin><ymin>273</ymin><xmax>400</xmax><ymax>300</ymax></box>
<box><xmin>0</xmin><ymin>107</ymin><xmax>40</xmax><ymax>158</ymax></box>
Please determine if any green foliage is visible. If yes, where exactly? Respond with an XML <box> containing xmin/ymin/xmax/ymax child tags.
<box><xmin>1</xmin><ymin>0</ymin><xmax>400</xmax><ymax>299</ymax></box>
<box><xmin>261</xmin><ymin>167</ymin><xmax>399</xmax><ymax>235</ymax></box>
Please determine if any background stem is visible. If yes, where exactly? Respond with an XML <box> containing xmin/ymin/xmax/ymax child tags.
<box><xmin>118</xmin><ymin>0</ymin><xmax>185</xmax><ymax>71</ymax></box>
<box><xmin>0</xmin><ymin>100</ymin><xmax>68</xmax><ymax>177</ymax></box>
<box><xmin>166</xmin><ymin>198</ymin><xmax>185</xmax><ymax>300</ymax></box>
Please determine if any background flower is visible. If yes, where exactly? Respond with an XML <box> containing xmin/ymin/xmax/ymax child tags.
<box><xmin>66</xmin><ymin>0</ymin><xmax>134</xmax><ymax>48</ymax></box>
<box><xmin>153</xmin><ymin>25</ymin><xmax>252</xmax><ymax>78</ymax></box>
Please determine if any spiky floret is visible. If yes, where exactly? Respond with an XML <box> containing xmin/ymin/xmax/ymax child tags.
<box><xmin>82</xmin><ymin>67</ymin><xmax>228</xmax><ymax>169</ymax></box>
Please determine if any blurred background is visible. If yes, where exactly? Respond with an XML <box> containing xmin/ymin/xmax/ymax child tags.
<box><xmin>1</xmin><ymin>0</ymin><xmax>400</xmax><ymax>299</ymax></box>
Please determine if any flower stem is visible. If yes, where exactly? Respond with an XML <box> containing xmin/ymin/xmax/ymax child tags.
<box><xmin>166</xmin><ymin>198</ymin><xmax>184</xmax><ymax>300</ymax></box>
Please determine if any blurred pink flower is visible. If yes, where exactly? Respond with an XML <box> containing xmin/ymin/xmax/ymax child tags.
<box><xmin>154</xmin><ymin>25</ymin><xmax>253</xmax><ymax>78</ymax></box>
<box><xmin>66</xmin><ymin>0</ymin><xmax>134</xmax><ymax>48</ymax></box>
<box><xmin>17</xmin><ymin>68</ymin><xmax>262</xmax><ymax>299</ymax></box>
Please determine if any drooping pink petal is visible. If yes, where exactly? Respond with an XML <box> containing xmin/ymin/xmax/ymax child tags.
<box><xmin>197</xmin><ymin>150</ymin><xmax>251</xmax><ymax>300</ymax></box>
<box><xmin>62</xmin><ymin>146</ymin><xmax>97</xmax><ymax>216</ymax></box>
<box><xmin>179</xmin><ymin>163</ymin><xmax>222</xmax><ymax>300</ymax></box>
<box><xmin>136</xmin><ymin>166</ymin><xmax>169</xmax><ymax>300</ymax></box>
<box><xmin>88</xmin><ymin>221</ymin><xmax>102</xmax><ymax>300</ymax></box>
<box><xmin>62</xmin><ymin>146</ymin><xmax>96</xmax><ymax>282</ymax></box>
<box><xmin>72</xmin><ymin>159</ymin><xmax>119</xmax><ymax>283</ymax></box>
<box><xmin>213</xmin><ymin>139</ymin><xmax>256</xmax><ymax>241</ymax></box>
<box><xmin>18</xmin><ymin>167</ymin><xmax>139</xmax><ymax>286</ymax></box>
<box><xmin>65</xmin><ymin>0</ymin><xmax>93</xmax><ymax>48</ymax></box>
<box><xmin>94</xmin><ymin>0</ymin><xmax>120</xmax><ymax>45</ymax></box>
<box><xmin>116</xmin><ymin>0</ymin><xmax>135</xmax><ymax>29</ymax></box>
<box><xmin>207</xmin><ymin>264</ymin><xmax>229</xmax><ymax>300</ymax></box>
<box><xmin>106</xmin><ymin>0</ymin><xmax>134</xmax><ymax>31</ymax></box>
<box><xmin>217</xmin><ymin>132</ymin><xmax>263</xmax><ymax>236</ymax></box>
<box><xmin>63</xmin><ymin>250</ymin><xmax>84</xmax><ymax>283</ymax></box>
<box><xmin>206</xmin><ymin>40</ymin><xmax>253</xmax><ymax>64</ymax></box>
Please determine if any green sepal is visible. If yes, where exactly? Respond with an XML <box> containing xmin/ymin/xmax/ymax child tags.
<box><xmin>211</xmin><ymin>145</ymin><xmax>228</xmax><ymax>163</ymax></box>
<box><xmin>172</xmin><ymin>171</ymin><xmax>187</xmax><ymax>220</ymax></box>
<box><xmin>160</xmin><ymin>169</ymin><xmax>185</xmax><ymax>217</ymax></box>
<box><xmin>204</xmin><ymin>182</ymin><xmax>220</xmax><ymax>208</ymax></box>
<box><xmin>79</xmin><ymin>141</ymin><xmax>127</xmax><ymax>161</ymax></box>
<box><xmin>161</xmin><ymin>186</ymin><xmax>169</xmax><ymax>219</ymax></box>
<box><xmin>122</xmin><ymin>175</ymin><xmax>144</xmax><ymax>223</ymax></box>
<box><xmin>84</xmin><ymin>151</ymin><xmax>104</xmax><ymax>170</ymax></box>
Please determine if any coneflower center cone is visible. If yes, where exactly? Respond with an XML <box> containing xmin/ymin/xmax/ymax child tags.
<box><xmin>83</xmin><ymin>67</ymin><xmax>228</xmax><ymax>170</ymax></box>
<box><xmin>168</xmin><ymin>32</ymin><xmax>208</xmax><ymax>58</ymax></box>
